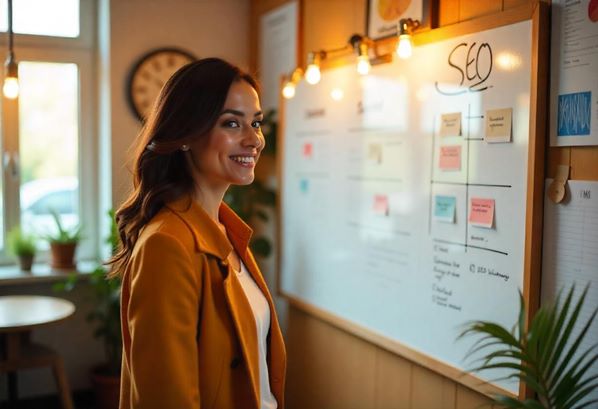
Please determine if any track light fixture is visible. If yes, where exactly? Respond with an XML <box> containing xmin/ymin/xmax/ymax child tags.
<box><xmin>396</xmin><ymin>18</ymin><xmax>421</xmax><ymax>60</ymax></box>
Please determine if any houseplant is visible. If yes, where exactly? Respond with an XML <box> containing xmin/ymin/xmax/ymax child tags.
<box><xmin>7</xmin><ymin>226</ymin><xmax>37</xmax><ymax>271</ymax></box>
<box><xmin>459</xmin><ymin>285</ymin><xmax>598</xmax><ymax>409</ymax></box>
<box><xmin>55</xmin><ymin>209</ymin><xmax>121</xmax><ymax>409</ymax></box>
<box><xmin>45</xmin><ymin>209</ymin><xmax>82</xmax><ymax>269</ymax></box>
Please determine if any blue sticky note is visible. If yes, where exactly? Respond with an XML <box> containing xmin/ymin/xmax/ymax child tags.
<box><xmin>300</xmin><ymin>178</ymin><xmax>309</xmax><ymax>193</ymax></box>
<box><xmin>434</xmin><ymin>195</ymin><xmax>456</xmax><ymax>223</ymax></box>
<box><xmin>557</xmin><ymin>91</ymin><xmax>591</xmax><ymax>136</ymax></box>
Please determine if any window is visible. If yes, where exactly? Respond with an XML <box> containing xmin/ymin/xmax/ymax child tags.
<box><xmin>1</xmin><ymin>0</ymin><xmax>96</xmax><ymax>262</ymax></box>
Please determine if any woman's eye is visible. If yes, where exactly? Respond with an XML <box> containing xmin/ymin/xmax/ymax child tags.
<box><xmin>223</xmin><ymin>120</ymin><xmax>240</xmax><ymax>128</ymax></box>
<box><xmin>252</xmin><ymin>120</ymin><xmax>263</xmax><ymax>129</ymax></box>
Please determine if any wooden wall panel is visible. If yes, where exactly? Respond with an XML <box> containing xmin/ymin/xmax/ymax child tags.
<box><xmin>504</xmin><ymin>0</ymin><xmax>532</xmax><ymax>9</ymax></box>
<box><xmin>302</xmin><ymin>0</ymin><xmax>365</xmax><ymax>66</ymax></box>
<box><xmin>439</xmin><ymin>0</ymin><xmax>460</xmax><ymax>26</ymax></box>
<box><xmin>411</xmin><ymin>365</ymin><xmax>457</xmax><ymax>409</ymax></box>
<box><xmin>373</xmin><ymin>348</ymin><xmax>412</xmax><ymax>409</ymax></box>
<box><xmin>459</xmin><ymin>0</ymin><xmax>502</xmax><ymax>20</ymax></box>
<box><xmin>456</xmin><ymin>385</ymin><xmax>496</xmax><ymax>409</ymax></box>
<box><xmin>286</xmin><ymin>306</ymin><xmax>378</xmax><ymax>409</ymax></box>
<box><xmin>571</xmin><ymin>147</ymin><xmax>598</xmax><ymax>180</ymax></box>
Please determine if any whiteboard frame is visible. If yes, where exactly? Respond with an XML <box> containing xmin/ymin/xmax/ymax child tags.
<box><xmin>277</xmin><ymin>2</ymin><xmax>548</xmax><ymax>399</ymax></box>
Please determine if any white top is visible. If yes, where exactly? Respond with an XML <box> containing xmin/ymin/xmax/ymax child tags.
<box><xmin>236</xmin><ymin>262</ymin><xmax>278</xmax><ymax>409</ymax></box>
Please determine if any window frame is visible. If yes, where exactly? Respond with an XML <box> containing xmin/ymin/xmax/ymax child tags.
<box><xmin>0</xmin><ymin>0</ymin><xmax>97</xmax><ymax>265</ymax></box>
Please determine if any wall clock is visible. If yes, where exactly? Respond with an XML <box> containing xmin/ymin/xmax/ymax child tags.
<box><xmin>127</xmin><ymin>47</ymin><xmax>196</xmax><ymax>121</ymax></box>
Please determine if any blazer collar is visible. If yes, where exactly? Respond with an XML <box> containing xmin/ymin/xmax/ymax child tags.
<box><xmin>165</xmin><ymin>195</ymin><xmax>253</xmax><ymax>259</ymax></box>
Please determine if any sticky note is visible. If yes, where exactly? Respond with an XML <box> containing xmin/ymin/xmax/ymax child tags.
<box><xmin>439</xmin><ymin>145</ymin><xmax>462</xmax><ymax>171</ymax></box>
<box><xmin>368</xmin><ymin>143</ymin><xmax>383</xmax><ymax>164</ymax></box>
<box><xmin>373</xmin><ymin>194</ymin><xmax>389</xmax><ymax>216</ymax></box>
<box><xmin>300</xmin><ymin>178</ymin><xmax>309</xmax><ymax>193</ymax></box>
<box><xmin>303</xmin><ymin>142</ymin><xmax>313</xmax><ymax>158</ymax></box>
<box><xmin>485</xmin><ymin>108</ymin><xmax>512</xmax><ymax>143</ymax></box>
<box><xmin>469</xmin><ymin>198</ymin><xmax>495</xmax><ymax>228</ymax></box>
<box><xmin>440</xmin><ymin>112</ymin><xmax>462</xmax><ymax>137</ymax></box>
<box><xmin>434</xmin><ymin>196</ymin><xmax>456</xmax><ymax>223</ymax></box>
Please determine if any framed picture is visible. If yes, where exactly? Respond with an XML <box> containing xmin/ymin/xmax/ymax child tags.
<box><xmin>366</xmin><ymin>0</ymin><xmax>435</xmax><ymax>40</ymax></box>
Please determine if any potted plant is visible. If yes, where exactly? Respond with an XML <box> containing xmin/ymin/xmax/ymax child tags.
<box><xmin>45</xmin><ymin>209</ymin><xmax>82</xmax><ymax>269</ymax></box>
<box><xmin>7</xmin><ymin>226</ymin><xmax>37</xmax><ymax>271</ymax></box>
<box><xmin>55</xmin><ymin>209</ymin><xmax>121</xmax><ymax>409</ymax></box>
<box><xmin>459</xmin><ymin>285</ymin><xmax>598</xmax><ymax>408</ymax></box>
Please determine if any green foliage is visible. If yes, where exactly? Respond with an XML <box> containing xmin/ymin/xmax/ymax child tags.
<box><xmin>459</xmin><ymin>285</ymin><xmax>598</xmax><ymax>409</ymax></box>
<box><xmin>260</xmin><ymin>109</ymin><xmax>277</xmax><ymax>156</ymax></box>
<box><xmin>7</xmin><ymin>226</ymin><xmax>36</xmax><ymax>257</ymax></box>
<box><xmin>54</xmin><ymin>209</ymin><xmax>121</xmax><ymax>376</ymax></box>
<box><xmin>224</xmin><ymin>108</ymin><xmax>277</xmax><ymax>258</ymax></box>
<box><xmin>44</xmin><ymin>208</ymin><xmax>82</xmax><ymax>244</ymax></box>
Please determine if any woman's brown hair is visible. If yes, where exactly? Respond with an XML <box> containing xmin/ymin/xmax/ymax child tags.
<box><xmin>108</xmin><ymin>58</ymin><xmax>258</xmax><ymax>277</ymax></box>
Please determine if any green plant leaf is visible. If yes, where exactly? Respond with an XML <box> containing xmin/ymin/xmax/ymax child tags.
<box><xmin>459</xmin><ymin>284</ymin><xmax>598</xmax><ymax>408</ymax></box>
<box><xmin>251</xmin><ymin>237</ymin><xmax>272</xmax><ymax>258</ymax></box>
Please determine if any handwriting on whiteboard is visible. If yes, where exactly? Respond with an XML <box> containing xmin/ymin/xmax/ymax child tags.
<box><xmin>435</xmin><ymin>42</ymin><xmax>494</xmax><ymax>96</ymax></box>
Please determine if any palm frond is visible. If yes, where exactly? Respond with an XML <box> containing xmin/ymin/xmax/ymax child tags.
<box><xmin>459</xmin><ymin>284</ymin><xmax>598</xmax><ymax>409</ymax></box>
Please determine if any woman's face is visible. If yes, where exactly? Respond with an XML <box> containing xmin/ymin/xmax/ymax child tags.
<box><xmin>189</xmin><ymin>80</ymin><xmax>265</xmax><ymax>191</ymax></box>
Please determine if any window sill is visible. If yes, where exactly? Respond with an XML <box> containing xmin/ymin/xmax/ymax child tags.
<box><xmin>0</xmin><ymin>260</ymin><xmax>98</xmax><ymax>286</ymax></box>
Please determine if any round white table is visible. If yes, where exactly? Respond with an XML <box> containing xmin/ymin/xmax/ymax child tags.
<box><xmin>0</xmin><ymin>295</ymin><xmax>76</xmax><ymax>409</ymax></box>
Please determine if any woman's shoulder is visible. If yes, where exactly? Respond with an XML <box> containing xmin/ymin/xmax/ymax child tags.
<box><xmin>136</xmin><ymin>206</ymin><xmax>195</xmax><ymax>254</ymax></box>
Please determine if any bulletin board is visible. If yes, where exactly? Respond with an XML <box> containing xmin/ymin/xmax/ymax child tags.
<box><xmin>279</xmin><ymin>4</ymin><xmax>548</xmax><ymax>397</ymax></box>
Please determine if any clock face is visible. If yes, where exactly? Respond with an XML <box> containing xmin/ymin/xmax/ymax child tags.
<box><xmin>127</xmin><ymin>48</ymin><xmax>196</xmax><ymax>121</ymax></box>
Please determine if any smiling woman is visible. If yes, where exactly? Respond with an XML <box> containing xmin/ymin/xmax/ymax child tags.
<box><xmin>109</xmin><ymin>58</ymin><xmax>286</xmax><ymax>409</ymax></box>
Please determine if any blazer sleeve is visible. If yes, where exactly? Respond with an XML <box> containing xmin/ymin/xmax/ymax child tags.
<box><xmin>124</xmin><ymin>231</ymin><xmax>201</xmax><ymax>408</ymax></box>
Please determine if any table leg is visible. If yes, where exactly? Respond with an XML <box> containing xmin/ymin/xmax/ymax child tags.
<box><xmin>7</xmin><ymin>371</ymin><xmax>17</xmax><ymax>408</ymax></box>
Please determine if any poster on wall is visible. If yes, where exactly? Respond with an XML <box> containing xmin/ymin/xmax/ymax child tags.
<box><xmin>259</xmin><ymin>1</ymin><xmax>299</xmax><ymax>113</ymax></box>
<box><xmin>550</xmin><ymin>0</ymin><xmax>598</xmax><ymax>146</ymax></box>
<box><xmin>366</xmin><ymin>0</ymin><xmax>424</xmax><ymax>40</ymax></box>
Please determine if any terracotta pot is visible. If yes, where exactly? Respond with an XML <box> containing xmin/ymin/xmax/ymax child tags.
<box><xmin>18</xmin><ymin>254</ymin><xmax>34</xmax><ymax>271</ymax></box>
<box><xmin>91</xmin><ymin>366</ymin><xmax>120</xmax><ymax>409</ymax></box>
<box><xmin>49</xmin><ymin>242</ymin><xmax>77</xmax><ymax>269</ymax></box>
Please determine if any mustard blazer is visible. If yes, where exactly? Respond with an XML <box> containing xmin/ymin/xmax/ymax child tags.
<box><xmin>119</xmin><ymin>196</ymin><xmax>286</xmax><ymax>409</ymax></box>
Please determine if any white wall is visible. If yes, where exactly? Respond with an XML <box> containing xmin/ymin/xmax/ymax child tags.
<box><xmin>109</xmin><ymin>0</ymin><xmax>251</xmax><ymax>208</ymax></box>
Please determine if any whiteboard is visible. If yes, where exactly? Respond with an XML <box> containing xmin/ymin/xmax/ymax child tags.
<box><xmin>280</xmin><ymin>17</ymin><xmax>540</xmax><ymax>395</ymax></box>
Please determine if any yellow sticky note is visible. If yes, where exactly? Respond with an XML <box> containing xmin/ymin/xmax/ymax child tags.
<box><xmin>440</xmin><ymin>112</ymin><xmax>462</xmax><ymax>137</ymax></box>
<box><xmin>485</xmin><ymin>108</ymin><xmax>512</xmax><ymax>143</ymax></box>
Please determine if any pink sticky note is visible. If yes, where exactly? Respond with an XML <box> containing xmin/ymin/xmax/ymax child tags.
<box><xmin>469</xmin><ymin>198</ymin><xmax>495</xmax><ymax>228</ymax></box>
<box><xmin>439</xmin><ymin>145</ymin><xmax>461</xmax><ymax>171</ymax></box>
<box><xmin>373</xmin><ymin>194</ymin><xmax>389</xmax><ymax>216</ymax></box>
<box><xmin>303</xmin><ymin>143</ymin><xmax>313</xmax><ymax>158</ymax></box>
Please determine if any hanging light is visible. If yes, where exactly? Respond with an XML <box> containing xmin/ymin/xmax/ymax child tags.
<box><xmin>396</xmin><ymin>18</ymin><xmax>420</xmax><ymax>60</ymax></box>
<box><xmin>282</xmin><ymin>68</ymin><xmax>303</xmax><ymax>99</ymax></box>
<box><xmin>305</xmin><ymin>51</ymin><xmax>324</xmax><ymax>85</ymax></box>
<box><xmin>3</xmin><ymin>0</ymin><xmax>19</xmax><ymax>99</ymax></box>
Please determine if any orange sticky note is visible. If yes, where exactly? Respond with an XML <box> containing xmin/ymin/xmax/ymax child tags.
<box><xmin>469</xmin><ymin>198</ymin><xmax>495</xmax><ymax>228</ymax></box>
<box><xmin>373</xmin><ymin>194</ymin><xmax>389</xmax><ymax>216</ymax></box>
<box><xmin>303</xmin><ymin>143</ymin><xmax>313</xmax><ymax>158</ymax></box>
<box><xmin>439</xmin><ymin>145</ymin><xmax>461</xmax><ymax>171</ymax></box>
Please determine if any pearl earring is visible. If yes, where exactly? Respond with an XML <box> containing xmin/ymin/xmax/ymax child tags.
<box><xmin>181</xmin><ymin>144</ymin><xmax>190</xmax><ymax>151</ymax></box>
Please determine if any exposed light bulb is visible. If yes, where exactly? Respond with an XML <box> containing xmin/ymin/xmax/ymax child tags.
<box><xmin>282</xmin><ymin>81</ymin><xmax>296</xmax><ymax>99</ymax></box>
<box><xmin>330</xmin><ymin>88</ymin><xmax>344</xmax><ymax>101</ymax></box>
<box><xmin>305</xmin><ymin>63</ymin><xmax>321</xmax><ymax>85</ymax></box>
<box><xmin>3</xmin><ymin>76</ymin><xmax>19</xmax><ymax>99</ymax></box>
<box><xmin>396</xmin><ymin>34</ymin><xmax>413</xmax><ymax>59</ymax></box>
<box><xmin>356</xmin><ymin>55</ymin><xmax>371</xmax><ymax>75</ymax></box>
